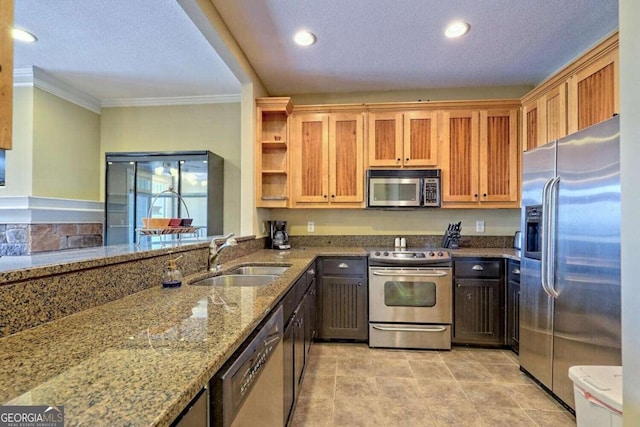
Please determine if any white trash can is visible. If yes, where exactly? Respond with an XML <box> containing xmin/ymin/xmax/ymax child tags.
<box><xmin>568</xmin><ymin>365</ymin><xmax>622</xmax><ymax>427</ymax></box>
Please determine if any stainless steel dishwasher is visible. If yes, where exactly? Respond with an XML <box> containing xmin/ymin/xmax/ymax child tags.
<box><xmin>210</xmin><ymin>306</ymin><xmax>284</xmax><ymax>427</ymax></box>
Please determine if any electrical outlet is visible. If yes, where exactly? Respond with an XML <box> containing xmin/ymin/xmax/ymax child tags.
<box><xmin>476</xmin><ymin>220</ymin><xmax>485</xmax><ymax>233</ymax></box>
<box><xmin>307</xmin><ymin>221</ymin><xmax>315</xmax><ymax>232</ymax></box>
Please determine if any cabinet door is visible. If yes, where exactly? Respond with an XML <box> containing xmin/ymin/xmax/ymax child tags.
<box><xmin>439</xmin><ymin>110</ymin><xmax>480</xmax><ymax>203</ymax></box>
<box><xmin>0</xmin><ymin>0</ymin><xmax>13</xmax><ymax>150</ymax></box>
<box><xmin>453</xmin><ymin>278</ymin><xmax>504</xmax><ymax>345</ymax></box>
<box><xmin>319</xmin><ymin>276</ymin><xmax>367</xmax><ymax>340</ymax></box>
<box><xmin>283</xmin><ymin>320</ymin><xmax>295</xmax><ymax>424</ymax></box>
<box><xmin>403</xmin><ymin>111</ymin><xmax>438</xmax><ymax>166</ymax></box>
<box><xmin>479</xmin><ymin>109</ymin><xmax>519</xmax><ymax>203</ymax></box>
<box><xmin>568</xmin><ymin>49</ymin><xmax>619</xmax><ymax>133</ymax></box>
<box><xmin>292</xmin><ymin>114</ymin><xmax>330</xmax><ymax>203</ymax></box>
<box><xmin>541</xmin><ymin>84</ymin><xmax>567</xmax><ymax>144</ymax></box>
<box><xmin>507</xmin><ymin>280</ymin><xmax>520</xmax><ymax>353</ymax></box>
<box><xmin>367</xmin><ymin>112</ymin><xmax>403</xmax><ymax>167</ymax></box>
<box><xmin>329</xmin><ymin>113</ymin><xmax>364</xmax><ymax>203</ymax></box>
<box><xmin>294</xmin><ymin>303</ymin><xmax>306</xmax><ymax>394</ymax></box>
<box><xmin>522</xmin><ymin>100</ymin><xmax>539</xmax><ymax>152</ymax></box>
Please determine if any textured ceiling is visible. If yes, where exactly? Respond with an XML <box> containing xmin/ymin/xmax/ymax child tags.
<box><xmin>13</xmin><ymin>0</ymin><xmax>241</xmax><ymax>102</ymax></box>
<box><xmin>213</xmin><ymin>0</ymin><xmax>619</xmax><ymax>95</ymax></box>
<box><xmin>13</xmin><ymin>1</ymin><xmax>618</xmax><ymax>102</ymax></box>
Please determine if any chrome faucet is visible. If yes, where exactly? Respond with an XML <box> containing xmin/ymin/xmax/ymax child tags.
<box><xmin>209</xmin><ymin>233</ymin><xmax>237</xmax><ymax>272</ymax></box>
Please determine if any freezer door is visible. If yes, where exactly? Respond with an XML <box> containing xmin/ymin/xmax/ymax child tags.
<box><xmin>519</xmin><ymin>142</ymin><xmax>556</xmax><ymax>390</ymax></box>
<box><xmin>552</xmin><ymin>116</ymin><xmax>621</xmax><ymax>409</ymax></box>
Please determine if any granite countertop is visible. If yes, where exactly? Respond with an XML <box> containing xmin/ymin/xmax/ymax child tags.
<box><xmin>0</xmin><ymin>247</ymin><xmax>365</xmax><ymax>427</ymax></box>
<box><xmin>0</xmin><ymin>245</ymin><xmax>517</xmax><ymax>426</ymax></box>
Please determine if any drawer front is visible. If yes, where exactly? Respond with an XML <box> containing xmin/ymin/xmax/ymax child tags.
<box><xmin>369</xmin><ymin>323</ymin><xmax>451</xmax><ymax>350</ymax></box>
<box><xmin>507</xmin><ymin>260</ymin><xmax>521</xmax><ymax>284</ymax></box>
<box><xmin>321</xmin><ymin>258</ymin><xmax>367</xmax><ymax>276</ymax></box>
<box><xmin>455</xmin><ymin>259</ymin><xmax>502</xmax><ymax>278</ymax></box>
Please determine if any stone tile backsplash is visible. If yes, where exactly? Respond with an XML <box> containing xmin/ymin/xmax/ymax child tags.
<box><xmin>0</xmin><ymin>223</ymin><xmax>103</xmax><ymax>256</ymax></box>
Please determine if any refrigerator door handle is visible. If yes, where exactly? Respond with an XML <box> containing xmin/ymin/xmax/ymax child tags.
<box><xmin>546</xmin><ymin>177</ymin><xmax>560</xmax><ymax>299</ymax></box>
<box><xmin>540</xmin><ymin>177</ymin><xmax>554</xmax><ymax>298</ymax></box>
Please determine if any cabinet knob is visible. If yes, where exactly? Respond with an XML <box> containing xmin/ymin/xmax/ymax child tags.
<box><xmin>397</xmin><ymin>158</ymin><xmax>401</xmax><ymax>162</ymax></box>
<box><xmin>331</xmin><ymin>195</ymin><xmax>335</xmax><ymax>198</ymax></box>
<box><xmin>323</xmin><ymin>195</ymin><xmax>328</xmax><ymax>198</ymax></box>
<box><xmin>405</xmin><ymin>158</ymin><xmax>410</xmax><ymax>162</ymax></box>
<box><xmin>474</xmin><ymin>194</ymin><xmax>479</xmax><ymax>198</ymax></box>
<box><xmin>457</xmin><ymin>283</ymin><xmax>462</xmax><ymax>288</ymax></box>
<box><xmin>358</xmin><ymin>282</ymin><xmax>363</xmax><ymax>287</ymax></box>
<box><xmin>512</xmin><ymin>268</ymin><xmax>521</xmax><ymax>275</ymax></box>
<box><xmin>472</xmin><ymin>265</ymin><xmax>484</xmax><ymax>271</ymax></box>
<box><xmin>483</xmin><ymin>193</ymin><xmax>487</xmax><ymax>197</ymax></box>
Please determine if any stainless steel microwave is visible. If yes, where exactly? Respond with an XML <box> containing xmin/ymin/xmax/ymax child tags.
<box><xmin>366</xmin><ymin>169</ymin><xmax>441</xmax><ymax>208</ymax></box>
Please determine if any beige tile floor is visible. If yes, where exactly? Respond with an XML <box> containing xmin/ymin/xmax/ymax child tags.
<box><xmin>291</xmin><ymin>343</ymin><xmax>576</xmax><ymax>427</ymax></box>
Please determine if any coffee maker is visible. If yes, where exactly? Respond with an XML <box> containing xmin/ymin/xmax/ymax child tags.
<box><xmin>267</xmin><ymin>220</ymin><xmax>290</xmax><ymax>250</ymax></box>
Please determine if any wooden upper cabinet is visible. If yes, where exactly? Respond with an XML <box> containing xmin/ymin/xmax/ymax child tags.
<box><xmin>256</xmin><ymin>97</ymin><xmax>293</xmax><ymax>207</ymax></box>
<box><xmin>367</xmin><ymin>112</ymin><xmax>402</xmax><ymax>167</ymax></box>
<box><xmin>568</xmin><ymin>50</ymin><xmax>618</xmax><ymax>133</ymax></box>
<box><xmin>522</xmin><ymin>100</ymin><xmax>539</xmax><ymax>152</ymax></box>
<box><xmin>291</xmin><ymin>113</ymin><xmax>364</xmax><ymax>207</ymax></box>
<box><xmin>440</xmin><ymin>110</ymin><xmax>480</xmax><ymax>203</ymax></box>
<box><xmin>479</xmin><ymin>109</ymin><xmax>519</xmax><ymax>203</ymax></box>
<box><xmin>523</xmin><ymin>85</ymin><xmax>567</xmax><ymax>152</ymax></box>
<box><xmin>0</xmin><ymin>0</ymin><xmax>14</xmax><ymax>150</ymax></box>
<box><xmin>543</xmin><ymin>84</ymin><xmax>567</xmax><ymax>143</ymax></box>
<box><xmin>403</xmin><ymin>111</ymin><xmax>438</xmax><ymax>166</ymax></box>
<box><xmin>367</xmin><ymin>111</ymin><xmax>437</xmax><ymax>168</ymax></box>
<box><xmin>293</xmin><ymin>113</ymin><xmax>329</xmax><ymax>204</ymax></box>
<box><xmin>440</xmin><ymin>108</ymin><xmax>519</xmax><ymax>207</ymax></box>
<box><xmin>329</xmin><ymin>114</ymin><xmax>364</xmax><ymax>203</ymax></box>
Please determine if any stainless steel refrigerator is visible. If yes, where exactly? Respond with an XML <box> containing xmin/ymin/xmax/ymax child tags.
<box><xmin>520</xmin><ymin>116</ymin><xmax>621</xmax><ymax>410</ymax></box>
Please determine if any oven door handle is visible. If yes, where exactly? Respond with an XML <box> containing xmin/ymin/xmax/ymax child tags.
<box><xmin>372</xmin><ymin>325</ymin><xmax>448</xmax><ymax>333</ymax></box>
<box><xmin>371</xmin><ymin>271</ymin><xmax>449</xmax><ymax>277</ymax></box>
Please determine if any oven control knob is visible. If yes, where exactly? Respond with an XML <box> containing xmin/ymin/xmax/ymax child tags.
<box><xmin>438</xmin><ymin>251</ymin><xmax>444</xmax><ymax>256</ymax></box>
<box><xmin>428</xmin><ymin>251</ymin><xmax>435</xmax><ymax>256</ymax></box>
<box><xmin>383</xmin><ymin>251</ymin><xmax>389</xmax><ymax>256</ymax></box>
<box><xmin>374</xmin><ymin>251</ymin><xmax>381</xmax><ymax>256</ymax></box>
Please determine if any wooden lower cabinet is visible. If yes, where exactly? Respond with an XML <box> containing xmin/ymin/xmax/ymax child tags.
<box><xmin>507</xmin><ymin>260</ymin><xmax>521</xmax><ymax>353</ymax></box>
<box><xmin>453</xmin><ymin>259</ymin><xmax>505</xmax><ymax>346</ymax></box>
<box><xmin>317</xmin><ymin>257</ymin><xmax>368</xmax><ymax>341</ymax></box>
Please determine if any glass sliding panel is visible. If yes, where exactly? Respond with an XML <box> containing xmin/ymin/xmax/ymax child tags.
<box><xmin>105</xmin><ymin>161</ymin><xmax>135</xmax><ymax>245</ymax></box>
<box><xmin>180</xmin><ymin>159</ymin><xmax>209</xmax><ymax>234</ymax></box>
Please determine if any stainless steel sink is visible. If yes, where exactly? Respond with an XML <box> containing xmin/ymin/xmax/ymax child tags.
<box><xmin>190</xmin><ymin>274</ymin><xmax>278</xmax><ymax>287</ymax></box>
<box><xmin>228</xmin><ymin>266</ymin><xmax>289</xmax><ymax>276</ymax></box>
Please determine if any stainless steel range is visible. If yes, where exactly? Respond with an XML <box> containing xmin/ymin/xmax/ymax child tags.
<box><xmin>368</xmin><ymin>248</ymin><xmax>453</xmax><ymax>350</ymax></box>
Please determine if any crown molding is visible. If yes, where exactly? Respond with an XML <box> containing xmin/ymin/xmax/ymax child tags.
<box><xmin>14</xmin><ymin>67</ymin><xmax>103</xmax><ymax>114</ymax></box>
<box><xmin>14</xmin><ymin>67</ymin><xmax>241</xmax><ymax>111</ymax></box>
<box><xmin>101</xmin><ymin>93</ymin><xmax>241</xmax><ymax>108</ymax></box>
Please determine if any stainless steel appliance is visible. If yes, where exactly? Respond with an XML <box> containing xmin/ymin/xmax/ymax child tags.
<box><xmin>210</xmin><ymin>307</ymin><xmax>284</xmax><ymax>427</ymax></box>
<box><xmin>520</xmin><ymin>116</ymin><xmax>621</xmax><ymax>410</ymax></box>
<box><xmin>368</xmin><ymin>248</ymin><xmax>452</xmax><ymax>350</ymax></box>
<box><xmin>267</xmin><ymin>220</ymin><xmax>290</xmax><ymax>250</ymax></box>
<box><xmin>366</xmin><ymin>169</ymin><xmax>441</xmax><ymax>208</ymax></box>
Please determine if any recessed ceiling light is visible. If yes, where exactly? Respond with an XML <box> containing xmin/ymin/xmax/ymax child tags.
<box><xmin>294</xmin><ymin>30</ymin><xmax>317</xmax><ymax>47</ymax></box>
<box><xmin>12</xmin><ymin>28</ymin><xmax>38</xmax><ymax>43</ymax></box>
<box><xmin>444</xmin><ymin>21</ymin><xmax>470</xmax><ymax>39</ymax></box>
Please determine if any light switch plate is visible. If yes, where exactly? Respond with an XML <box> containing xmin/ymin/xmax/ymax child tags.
<box><xmin>307</xmin><ymin>221</ymin><xmax>315</xmax><ymax>232</ymax></box>
<box><xmin>476</xmin><ymin>220</ymin><xmax>485</xmax><ymax>233</ymax></box>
